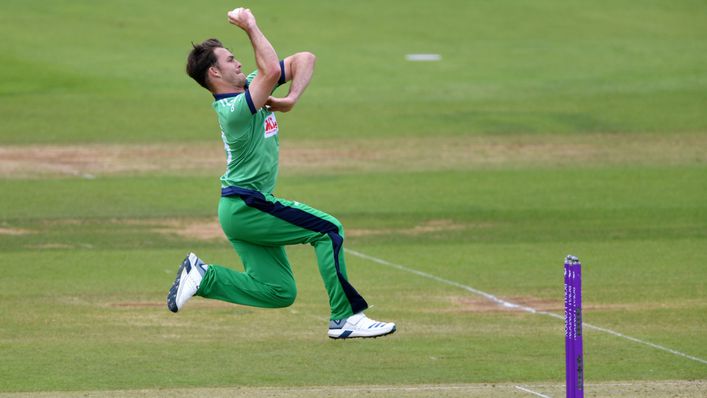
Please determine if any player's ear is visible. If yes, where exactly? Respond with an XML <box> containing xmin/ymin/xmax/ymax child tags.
<box><xmin>208</xmin><ymin>66</ymin><xmax>221</xmax><ymax>79</ymax></box>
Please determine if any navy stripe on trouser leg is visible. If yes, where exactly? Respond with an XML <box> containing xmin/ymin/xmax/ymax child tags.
<box><xmin>325</xmin><ymin>231</ymin><xmax>368</xmax><ymax>314</ymax></box>
<box><xmin>222</xmin><ymin>186</ymin><xmax>369</xmax><ymax>315</ymax></box>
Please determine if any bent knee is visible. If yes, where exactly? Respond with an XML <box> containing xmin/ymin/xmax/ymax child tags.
<box><xmin>272</xmin><ymin>285</ymin><xmax>297</xmax><ymax>308</ymax></box>
<box><xmin>330</xmin><ymin>218</ymin><xmax>345</xmax><ymax>239</ymax></box>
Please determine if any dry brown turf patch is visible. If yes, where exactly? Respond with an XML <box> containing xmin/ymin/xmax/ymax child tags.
<box><xmin>0</xmin><ymin>227</ymin><xmax>33</xmax><ymax>235</ymax></box>
<box><xmin>346</xmin><ymin>219</ymin><xmax>470</xmax><ymax>237</ymax></box>
<box><xmin>22</xmin><ymin>217</ymin><xmax>472</xmax><ymax>243</ymax></box>
<box><xmin>1</xmin><ymin>132</ymin><xmax>705</xmax><ymax>179</ymax></box>
<box><xmin>151</xmin><ymin>218</ymin><xmax>224</xmax><ymax>241</ymax></box>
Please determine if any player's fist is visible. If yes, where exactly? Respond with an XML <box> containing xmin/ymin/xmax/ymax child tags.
<box><xmin>265</xmin><ymin>96</ymin><xmax>296</xmax><ymax>113</ymax></box>
<box><xmin>227</xmin><ymin>7</ymin><xmax>256</xmax><ymax>30</ymax></box>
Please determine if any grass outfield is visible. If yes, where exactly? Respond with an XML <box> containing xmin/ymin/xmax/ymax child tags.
<box><xmin>1</xmin><ymin>0</ymin><xmax>706</xmax><ymax>396</ymax></box>
<box><xmin>1</xmin><ymin>0</ymin><xmax>707</xmax><ymax>143</ymax></box>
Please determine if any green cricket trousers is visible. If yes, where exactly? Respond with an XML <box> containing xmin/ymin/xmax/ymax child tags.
<box><xmin>195</xmin><ymin>186</ymin><xmax>369</xmax><ymax>320</ymax></box>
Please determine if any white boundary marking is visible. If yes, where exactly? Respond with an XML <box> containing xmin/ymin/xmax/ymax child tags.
<box><xmin>405</xmin><ymin>53</ymin><xmax>441</xmax><ymax>61</ymax></box>
<box><xmin>346</xmin><ymin>249</ymin><xmax>707</xmax><ymax>365</ymax></box>
<box><xmin>515</xmin><ymin>385</ymin><xmax>552</xmax><ymax>398</ymax></box>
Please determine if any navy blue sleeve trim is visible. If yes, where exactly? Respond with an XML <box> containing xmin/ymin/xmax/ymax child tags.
<box><xmin>278</xmin><ymin>60</ymin><xmax>286</xmax><ymax>86</ymax></box>
<box><xmin>244</xmin><ymin>90</ymin><xmax>257</xmax><ymax>114</ymax></box>
<box><xmin>213</xmin><ymin>92</ymin><xmax>242</xmax><ymax>101</ymax></box>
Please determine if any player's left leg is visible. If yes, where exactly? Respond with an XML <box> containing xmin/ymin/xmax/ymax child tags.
<box><xmin>197</xmin><ymin>242</ymin><xmax>297</xmax><ymax>309</ymax></box>
<box><xmin>167</xmin><ymin>243</ymin><xmax>296</xmax><ymax>312</ymax></box>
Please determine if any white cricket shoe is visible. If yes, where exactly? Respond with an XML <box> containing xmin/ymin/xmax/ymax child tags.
<box><xmin>167</xmin><ymin>252</ymin><xmax>208</xmax><ymax>313</ymax></box>
<box><xmin>328</xmin><ymin>312</ymin><xmax>396</xmax><ymax>339</ymax></box>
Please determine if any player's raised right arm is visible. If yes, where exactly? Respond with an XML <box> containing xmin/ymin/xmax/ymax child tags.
<box><xmin>227</xmin><ymin>8</ymin><xmax>279</xmax><ymax>110</ymax></box>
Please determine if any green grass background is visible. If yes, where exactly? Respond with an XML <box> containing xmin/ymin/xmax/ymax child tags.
<box><xmin>1</xmin><ymin>0</ymin><xmax>706</xmax><ymax>143</ymax></box>
<box><xmin>1</xmin><ymin>0</ymin><xmax>706</xmax><ymax>394</ymax></box>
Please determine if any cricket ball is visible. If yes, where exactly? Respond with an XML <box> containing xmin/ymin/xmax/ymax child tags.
<box><xmin>228</xmin><ymin>8</ymin><xmax>243</xmax><ymax>19</ymax></box>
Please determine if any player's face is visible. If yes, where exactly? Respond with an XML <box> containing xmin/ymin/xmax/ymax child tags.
<box><xmin>213</xmin><ymin>47</ymin><xmax>247</xmax><ymax>88</ymax></box>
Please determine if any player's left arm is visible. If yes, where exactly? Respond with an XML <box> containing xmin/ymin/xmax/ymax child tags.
<box><xmin>266</xmin><ymin>52</ymin><xmax>316</xmax><ymax>112</ymax></box>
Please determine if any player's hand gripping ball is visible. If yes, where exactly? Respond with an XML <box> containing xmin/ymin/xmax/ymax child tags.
<box><xmin>228</xmin><ymin>7</ymin><xmax>243</xmax><ymax>20</ymax></box>
<box><xmin>227</xmin><ymin>7</ymin><xmax>253</xmax><ymax>29</ymax></box>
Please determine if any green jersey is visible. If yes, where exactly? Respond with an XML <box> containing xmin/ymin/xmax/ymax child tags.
<box><xmin>213</xmin><ymin>67</ymin><xmax>284</xmax><ymax>194</ymax></box>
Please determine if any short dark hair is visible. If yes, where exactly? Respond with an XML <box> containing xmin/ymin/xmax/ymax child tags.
<box><xmin>186</xmin><ymin>38</ymin><xmax>224</xmax><ymax>90</ymax></box>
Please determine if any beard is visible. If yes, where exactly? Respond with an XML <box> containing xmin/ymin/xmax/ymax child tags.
<box><xmin>232</xmin><ymin>72</ymin><xmax>247</xmax><ymax>89</ymax></box>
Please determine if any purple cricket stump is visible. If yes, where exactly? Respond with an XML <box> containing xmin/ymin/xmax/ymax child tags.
<box><xmin>564</xmin><ymin>261</ymin><xmax>574</xmax><ymax>398</ymax></box>
<box><xmin>574</xmin><ymin>261</ymin><xmax>584</xmax><ymax>397</ymax></box>
<box><xmin>564</xmin><ymin>255</ymin><xmax>583</xmax><ymax>398</ymax></box>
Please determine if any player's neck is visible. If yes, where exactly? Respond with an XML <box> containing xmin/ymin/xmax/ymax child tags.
<box><xmin>211</xmin><ymin>82</ymin><xmax>246</xmax><ymax>95</ymax></box>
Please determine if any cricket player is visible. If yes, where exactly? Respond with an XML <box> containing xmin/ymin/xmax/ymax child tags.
<box><xmin>167</xmin><ymin>7</ymin><xmax>396</xmax><ymax>339</ymax></box>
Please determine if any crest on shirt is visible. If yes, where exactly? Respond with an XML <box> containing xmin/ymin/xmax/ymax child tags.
<box><xmin>264</xmin><ymin>113</ymin><xmax>279</xmax><ymax>138</ymax></box>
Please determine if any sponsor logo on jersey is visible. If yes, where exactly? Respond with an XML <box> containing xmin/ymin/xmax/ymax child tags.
<box><xmin>264</xmin><ymin>113</ymin><xmax>279</xmax><ymax>138</ymax></box>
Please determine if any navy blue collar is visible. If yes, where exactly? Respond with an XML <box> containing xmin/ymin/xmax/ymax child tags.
<box><xmin>213</xmin><ymin>81</ymin><xmax>249</xmax><ymax>100</ymax></box>
<box><xmin>213</xmin><ymin>92</ymin><xmax>242</xmax><ymax>100</ymax></box>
